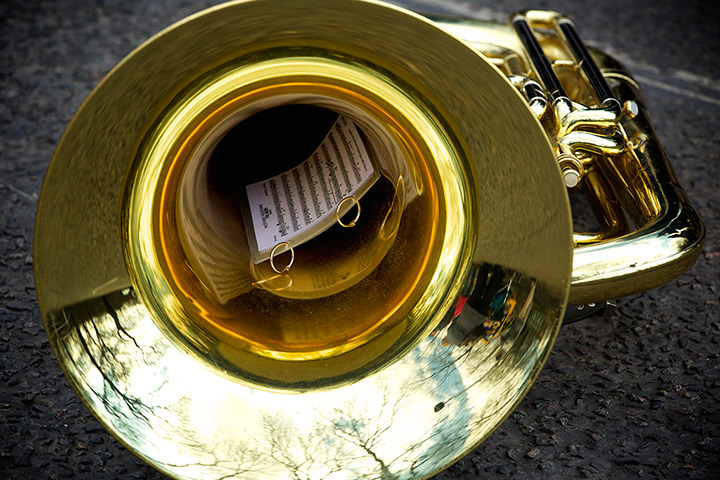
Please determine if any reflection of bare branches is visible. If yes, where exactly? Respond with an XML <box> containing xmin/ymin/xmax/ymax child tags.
<box><xmin>55</xmin><ymin>291</ymin><xmax>198</xmax><ymax>470</ymax></box>
<box><xmin>402</xmin><ymin>419</ymin><xmax>466</xmax><ymax>477</ymax></box>
<box><xmin>323</xmin><ymin>385</ymin><xmax>401</xmax><ymax>480</ymax></box>
<box><xmin>55</xmin><ymin>280</ymin><xmax>533</xmax><ymax>480</ymax></box>
<box><xmin>400</xmin><ymin>377</ymin><xmax>471</xmax><ymax>477</ymax></box>
<box><xmin>102</xmin><ymin>295</ymin><xmax>142</xmax><ymax>350</ymax></box>
<box><xmin>159</xmin><ymin>411</ymin><xmax>264</xmax><ymax>480</ymax></box>
<box><xmin>410</xmin><ymin>341</ymin><xmax>474</xmax><ymax>392</ymax></box>
<box><xmin>255</xmin><ymin>385</ymin><xmax>407</xmax><ymax>479</ymax></box>
<box><xmin>260</xmin><ymin>411</ymin><xmax>343</xmax><ymax>480</ymax></box>
<box><xmin>60</xmin><ymin>303</ymin><xmax>154</xmax><ymax>427</ymax></box>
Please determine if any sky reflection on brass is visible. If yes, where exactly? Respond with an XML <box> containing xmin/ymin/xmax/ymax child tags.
<box><xmin>49</xmin><ymin>268</ymin><xmax>563</xmax><ymax>480</ymax></box>
<box><xmin>35</xmin><ymin>0</ymin><xmax>573</xmax><ymax>478</ymax></box>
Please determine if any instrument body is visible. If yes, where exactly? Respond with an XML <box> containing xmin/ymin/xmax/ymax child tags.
<box><xmin>433</xmin><ymin>13</ymin><xmax>704</xmax><ymax>304</ymax></box>
<box><xmin>33</xmin><ymin>2</ymin><xmax>704</xmax><ymax>479</ymax></box>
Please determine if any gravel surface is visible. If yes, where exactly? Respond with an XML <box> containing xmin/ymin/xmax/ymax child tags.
<box><xmin>1</xmin><ymin>1</ymin><xmax>718</xmax><ymax>479</ymax></box>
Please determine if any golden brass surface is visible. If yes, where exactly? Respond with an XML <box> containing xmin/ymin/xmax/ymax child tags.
<box><xmin>34</xmin><ymin>1</ymin><xmax>703</xmax><ymax>479</ymax></box>
<box><xmin>433</xmin><ymin>13</ymin><xmax>705</xmax><ymax>304</ymax></box>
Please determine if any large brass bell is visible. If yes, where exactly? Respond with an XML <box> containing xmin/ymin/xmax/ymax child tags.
<box><xmin>34</xmin><ymin>1</ymin><xmax>704</xmax><ymax>479</ymax></box>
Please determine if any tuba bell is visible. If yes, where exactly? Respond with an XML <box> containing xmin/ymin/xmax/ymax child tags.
<box><xmin>34</xmin><ymin>1</ymin><xmax>704</xmax><ymax>479</ymax></box>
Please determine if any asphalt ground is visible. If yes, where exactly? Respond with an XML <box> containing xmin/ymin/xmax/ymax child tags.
<box><xmin>1</xmin><ymin>0</ymin><xmax>718</xmax><ymax>479</ymax></box>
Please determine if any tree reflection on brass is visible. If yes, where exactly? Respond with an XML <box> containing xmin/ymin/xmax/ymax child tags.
<box><xmin>46</xmin><ymin>254</ymin><xmax>563</xmax><ymax>479</ymax></box>
<box><xmin>35</xmin><ymin>0</ymin><xmax>579</xmax><ymax>478</ymax></box>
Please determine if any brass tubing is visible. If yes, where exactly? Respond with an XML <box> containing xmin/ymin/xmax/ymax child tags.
<box><xmin>511</xmin><ymin>15</ymin><xmax>568</xmax><ymax>100</ymax></box>
<box><xmin>569</xmin><ymin>79</ymin><xmax>705</xmax><ymax>303</ymax></box>
<box><xmin>555</xmin><ymin>101</ymin><xmax>622</xmax><ymax>136</ymax></box>
<box><xmin>32</xmin><ymin>8</ymin><xmax>707</xmax><ymax>479</ymax></box>
<box><xmin>557</xmin><ymin>128</ymin><xmax>626</xmax><ymax>157</ymax></box>
<box><xmin>573</xmin><ymin>165</ymin><xmax>629</xmax><ymax>245</ymax></box>
<box><xmin>430</xmin><ymin>14</ymin><xmax>705</xmax><ymax>303</ymax></box>
<box><xmin>592</xmin><ymin>148</ymin><xmax>660</xmax><ymax>227</ymax></box>
<box><xmin>509</xmin><ymin>75</ymin><xmax>548</xmax><ymax>119</ymax></box>
<box><xmin>556</xmin><ymin>19</ymin><xmax>616</xmax><ymax>104</ymax></box>
<box><xmin>478</xmin><ymin>43</ymin><xmax>531</xmax><ymax>76</ymax></box>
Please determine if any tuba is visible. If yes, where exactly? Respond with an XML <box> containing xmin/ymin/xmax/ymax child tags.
<box><xmin>34</xmin><ymin>1</ymin><xmax>704</xmax><ymax>479</ymax></box>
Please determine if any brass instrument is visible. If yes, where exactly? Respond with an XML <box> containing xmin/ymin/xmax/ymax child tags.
<box><xmin>34</xmin><ymin>1</ymin><xmax>704</xmax><ymax>479</ymax></box>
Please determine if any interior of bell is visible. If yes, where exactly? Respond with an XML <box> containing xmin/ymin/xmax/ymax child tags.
<box><xmin>128</xmin><ymin>87</ymin><xmax>466</xmax><ymax>389</ymax></box>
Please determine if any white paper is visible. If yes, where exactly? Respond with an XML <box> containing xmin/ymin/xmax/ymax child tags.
<box><xmin>244</xmin><ymin>115</ymin><xmax>378</xmax><ymax>263</ymax></box>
